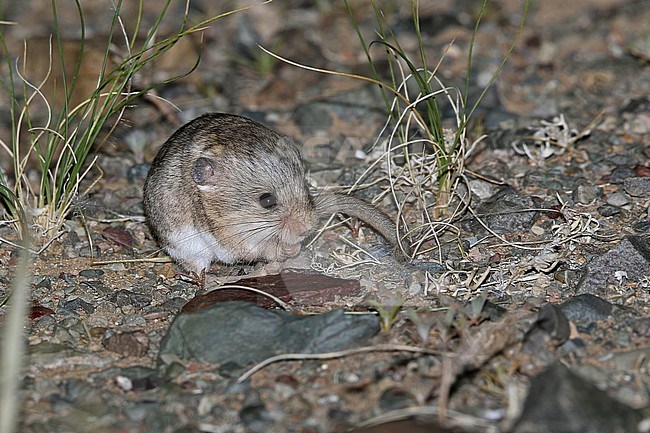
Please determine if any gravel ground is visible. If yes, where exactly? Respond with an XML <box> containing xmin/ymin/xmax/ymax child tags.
<box><xmin>1</xmin><ymin>1</ymin><xmax>649</xmax><ymax>432</ymax></box>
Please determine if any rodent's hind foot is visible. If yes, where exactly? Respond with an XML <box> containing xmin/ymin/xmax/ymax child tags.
<box><xmin>175</xmin><ymin>269</ymin><xmax>207</xmax><ymax>289</ymax></box>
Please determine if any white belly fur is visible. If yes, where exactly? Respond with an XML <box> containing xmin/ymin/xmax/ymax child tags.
<box><xmin>165</xmin><ymin>226</ymin><xmax>235</xmax><ymax>272</ymax></box>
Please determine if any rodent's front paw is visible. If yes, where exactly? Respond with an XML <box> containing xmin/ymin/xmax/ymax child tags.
<box><xmin>279</xmin><ymin>242</ymin><xmax>303</xmax><ymax>260</ymax></box>
<box><xmin>265</xmin><ymin>242</ymin><xmax>302</xmax><ymax>262</ymax></box>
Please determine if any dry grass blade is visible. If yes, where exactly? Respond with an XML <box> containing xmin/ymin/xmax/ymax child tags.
<box><xmin>437</xmin><ymin>313</ymin><xmax>524</xmax><ymax>420</ymax></box>
<box><xmin>237</xmin><ymin>344</ymin><xmax>443</xmax><ymax>383</ymax></box>
<box><xmin>204</xmin><ymin>285</ymin><xmax>291</xmax><ymax>311</ymax></box>
<box><xmin>0</xmin><ymin>221</ymin><xmax>31</xmax><ymax>433</ymax></box>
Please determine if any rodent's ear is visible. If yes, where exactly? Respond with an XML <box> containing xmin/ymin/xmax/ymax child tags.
<box><xmin>192</xmin><ymin>157</ymin><xmax>219</xmax><ymax>186</ymax></box>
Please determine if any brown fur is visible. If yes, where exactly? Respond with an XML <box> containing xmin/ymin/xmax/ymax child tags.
<box><xmin>143</xmin><ymin>113</ymin><xmax>404</xmax><ymax>273</ymax></box>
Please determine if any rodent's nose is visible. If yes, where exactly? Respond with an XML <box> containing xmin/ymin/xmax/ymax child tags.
<box><xmin>293</xmin><ymin>224</ymin><xmax>312</xmax><ymax>240</ymax></box>
<box><xmin>286</xmin><ymin>214</ymin><xmax>314</xmax><ymax>239</ymax></box>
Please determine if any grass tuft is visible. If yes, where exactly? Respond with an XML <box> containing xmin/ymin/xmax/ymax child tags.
<box><xmin>0</xmin><ymin>0</ymin><xmax>265</xmax><ymax>250</ymax></box>
<box><xmin>263</xmin><ymin>1</ymin><xmax>529</xmax><ymax>260</ymax></box>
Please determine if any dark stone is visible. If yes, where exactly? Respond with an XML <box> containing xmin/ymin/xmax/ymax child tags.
<box><xmin>524</xmin><ymin>170</ymin><xmax>577</xmax><ymax>192</ymax></box>
<box><xmin>80</xmin><ymin>280</ymin><xmax>112</xmax><ymax>296</ymax></box>
<box><xmin>597</xmin><ymin>204</ymin><xmax>621</xmax><ymax>217</ymax></box>
<box><xmin>609</xmin><ymin>165</ymin><xmax>636</xmax><ymax>184</ymax></box>
<box><xmin>78</xmin><ymin>244</ymin><xmax>101</xmax><ymax>258</ymax></box>
<box><xmin>63</xmin><ymin>298</ymin><xmax>95</xmax><ymax>314</ymax></box>
<box><xmin>523</xmin><ymin>303</ymin><xmax>570</xmax><ymax>353</ymax></box>
<box><xmin>512</xmin><ymin>363</ymin><xmax>642</xmax><ymax>433</ymax></box>
<box><xmin>605</xmin><ymin>153</ymin><xmax>637</xmax><ymax>166</ymax></box>
<box><xmin>78</xmin><ymin>269</ymin><xmax>104</xmax><ymax>278</ymax></box>
<box><xmin>576</xmin><ymin>236</ymin><xmax>650</xmax><ymax>296</ymax></box>
<box><xmin>161</xmin><ymin>297</ymin><xmax>188</xmax><ymax>312</ymax></box>
<box><xmin>240</xmin><ymin>390</ymin><xmax>272</xmax><ymax>433</ymax></box>
<box><xmin>561</xmin><ymin>338</ymin><xmax>586</xmax><ymax>353</ymax></box>
<box><xmin>118</xmin><ymin>366</ymin><xmax>161</xmax><ymax>392</ymax></box>
<box><xmin>158</xmin><ymin>301</ymin><xmax>380</xmax><ymax>368</ymax></box>
<box><xmin>59</xmin><ymin>272</ymin><xmax>76</xmax><ymax>284</ymax></box>
<box><xmin>559</xmin><ymin>294</ymin><xmax>612</xmax><ymax>323</ymax></box>
<box><xmin>113</xmin><ymin>289</ymin><xmax>153</xmax><ymax>309</ymax></box>
<box><xmin>35</xmin><ymin>277</ymin><xmax>52</xmax><ymax>290</ymax></box>
<box><xmin>536</xmin><ymin>303</ymin><xmax>570</xmax><ymax>342</ymax></box>
<box><xmin>462</xmin><ymin>187</ymin><xmax>539</xmax><ymax>236</ymax></box>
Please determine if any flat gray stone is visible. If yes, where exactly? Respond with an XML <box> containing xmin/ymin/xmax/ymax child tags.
<box><xmin>463</xmin><ymin>187</ymin><xmax>539</xmax><ymax>236</ymax></box>
<box><xmin>624</xmin><ymin>176</ymin><xmax>650</xmax><ymax>197</ymax></box>
<box><xmin>576</xmin><ymin>236</ymin><xmax>650</xmax><ymax>296</ymax></box>
<box><xmin>605</xmin><ymin>191</ymin><xmax>630</xmax><ymax>207</ymax></box>
<box><xmin>158</xmin><ymin>301</ymin><xmax>379</xmax><ymax>368</ymax></box>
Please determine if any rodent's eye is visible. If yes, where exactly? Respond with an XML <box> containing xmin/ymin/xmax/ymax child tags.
<box><xmin>259</xmin><ymin>192</ymin><xmax>277</xmax><ymax>209</ymax></box>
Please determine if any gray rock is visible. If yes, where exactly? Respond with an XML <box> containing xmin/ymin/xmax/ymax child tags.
<box><xmin>79</xmin><ymin>269</ymin><xmax>104</xmax><ymax>278</ymax></box>
<box><xmin>158</xmin><ymin>301</ymin><xmax>379</xmax><ymax>368</ymax></box>
<box><xmin>609</xmin><ymin>165</ymin><xmax>636</xmax><ymax>184</ymax></box>
<box><xmin>524</xmin><ymin>170</ymin><xmax>577</xmax><ymax>192</ymax></box>
<box><xmin>597</xmin><ymin>204</ymin><xmax>621</xmax><ymax>217</ymax></box>
<box><xmin>559</xmin><ymin>294</ymin><xmax>612</xmax><ymax>323</ymax></box>
<box><xmin>512</xmin><ymin>363</ymin><xmax>642</xmax><ymax>433</ymax></box>
<box><xmin>462</xmin><ymin>187</ymin><xmax>539</xmax><ymax>235</ymax></box>
<box><xmin>379</xmin><ymin>387</ymin><xmax>418</xmax><ymax>411</ymax></box>
<box><xmin>63</xmin><ymin>298</ymin><xmax>95</xmax><ymax>314</ymax></box>
<box><xmin>605</xmin><ymin>191</ymin><xmax>630</xmax><ymax>207</ymax></box>
<box><xmin>41</xmin><ymin>379</ymin><xmax>117</xmax><ymax>430</ymax></box>
<box><xmin>624</xmin><ymin>176</ymin><xmax>650</xmax><ymax>197</ymax></box>
<box><xmin>572</xmin><ymin>179</ymin><xmax>600</xmax><ymax>204</ymax></box>
<box><xmin>576</xmin><ymin>236</ymin><xmax>650</xmax><ymax>296</ymax></box>
<box><xmin>112</xmin><ymin>289</ymin><xmax>153</xmax><ymax>309</ymax></box>
<box><xmin>80</xmin><ymin>280</ymin><xmax>112</xmax><ymax>296</ymax></box>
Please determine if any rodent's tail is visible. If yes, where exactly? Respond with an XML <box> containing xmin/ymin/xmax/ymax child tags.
<box><xmin>313</xmin><ymin>192</ymin><xmax>411</xmax><ymax>256</ymax></box>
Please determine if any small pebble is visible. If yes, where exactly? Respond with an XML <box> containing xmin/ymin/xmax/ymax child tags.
<box><xmin>35</xmin><ymin>277</ymin><xmax>52</xmax><ymax>290</ymax></box>
<box><xmin>598</xmin><ymin>204</ymin><xmax>621</xmax><ymax>217</ymax></box>
<box><xmin>408</xmin><ymin>281</ymin><xmax>421</xmax><ymax>296</ymax></box>
<box><xmin>606</xmin><ymin>191</ymin><xmax>630</xmax><ymax>207</ymax></box>
<box><xmin>79</xmin><ymin>269</ymin><xmax>105</xmax><ymax>278</ymax></box>
<box><xmin>572</xmin><ymin>180</ymin><xmax>600</xmax><ymax>204</ymax></box>
<box><xmin>123</xmin><ymin>314</ymin><xmax>147</xmax><ymax>327</ymax></box>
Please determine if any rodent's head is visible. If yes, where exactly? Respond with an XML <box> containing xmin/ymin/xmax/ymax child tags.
<box><xmin>189</xmin><ymin>117</ymin><xmax>317</xmax><ymax>263</ymax></box>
